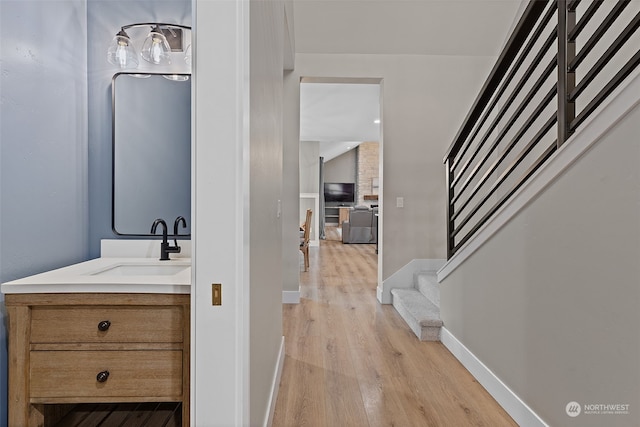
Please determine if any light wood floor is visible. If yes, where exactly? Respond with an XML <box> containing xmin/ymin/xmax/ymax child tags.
<box><xmin>272</xmin><ymin>227</ymin><xmax>517</xmax><ymax>427</ymax></box>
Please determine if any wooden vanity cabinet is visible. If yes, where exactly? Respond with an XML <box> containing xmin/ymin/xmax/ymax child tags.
<box><xmin>5</xmin><ymin>293</ymin><xmax>190</xmax><ymax>427</ymax></box>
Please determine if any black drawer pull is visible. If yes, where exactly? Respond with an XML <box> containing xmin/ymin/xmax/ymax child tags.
<box><xmin>96</xmin><ymin>370</ymin><xmax>110</xmax><ymax>383</ymax></box>
<box><xmin>97</xmin><ymin>320</ymin><xmax>111</xmax><ymax>331</ymax></box>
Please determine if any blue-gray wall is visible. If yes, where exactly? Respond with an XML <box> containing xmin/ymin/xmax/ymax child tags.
<box><xmin>0</xmin><ymin>2</ymin><xmax>88</xmax><ymax>425</ymax></box>
<box><xmin>0</xmin><ymin>1</ymin><xmax>190</xmax><ymax>425</ymax></box>
<box><xmin>87</xmin><ymin>0</ymin><xmax>191</xmax><ymax>258</ymax></box>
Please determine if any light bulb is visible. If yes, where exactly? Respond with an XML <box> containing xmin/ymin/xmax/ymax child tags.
<box><xmin>114</xmin><ymin>41</ymin><xmax>128</xmax><ymax>67</ymax></box>
<box><xmin>141</xmin><ymin>26</ymin><xmax>171</xmax><ymax>65</ymax></box>
<box><xmin>150</xmin><ymin>37</ymin><xmax>165</xmax><ymax>63</ymax></box>
<box><xmin>107</xmin><ymin>30</ymin><xmax>138</xmax><ymax>68</ymax></box>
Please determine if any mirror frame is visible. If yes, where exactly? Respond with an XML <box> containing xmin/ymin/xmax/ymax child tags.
<box><xmin>111</xmin><ymin>72</ymin><xmax>192</xmax><ymax>238</ymax></box>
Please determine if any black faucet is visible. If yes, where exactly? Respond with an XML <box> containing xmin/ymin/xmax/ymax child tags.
<box><xmin>150</xmin><ymin>218</ymin><xmax>181</xmax><ymax>261</ymax></box>
<box><xmin>173</xmin><ymin>216</ymin><xmax>187</xmax><ymax>247</ymax></box>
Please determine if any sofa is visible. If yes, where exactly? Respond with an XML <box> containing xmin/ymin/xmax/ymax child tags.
<box><xmin>342</xmin><ymin>206</ymin><xmax>377</xmax><ymax>244</ymax></box>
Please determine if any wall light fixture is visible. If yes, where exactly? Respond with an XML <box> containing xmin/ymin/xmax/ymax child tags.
<box><xmin>107</xmin><ymin>23</ymin><xmax>192</xmax><ymax>69</ymax></box>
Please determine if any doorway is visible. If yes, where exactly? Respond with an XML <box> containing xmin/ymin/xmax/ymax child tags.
<box><xmin>298</xmin><ymin>78</ymin><xmax>382</xmax><ymax>273</ymax></box>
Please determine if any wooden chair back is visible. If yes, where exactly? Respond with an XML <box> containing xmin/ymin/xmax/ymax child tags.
<box><xmin>301</xmin><ymin>209</ymin><xmax>312</xmax><ymax>245</ymax></box>
<box><xmin>300</xmin><ymin>209</ymin><xmax>312</xmax><ymax>271</ymax></box>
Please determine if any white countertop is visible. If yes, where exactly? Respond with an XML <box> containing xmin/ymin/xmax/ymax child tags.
<box><xmin>1</xmin><ymin>240</ymin><xmax>191</xmax><ymax>294</ymax></box>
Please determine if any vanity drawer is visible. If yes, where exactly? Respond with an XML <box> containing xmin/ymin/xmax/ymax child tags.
<box><xmin>30</xmin><ymin>350</ymin><xmax>183</xmax><ymax>399</ymax></box>
<box><xmin>30</xmin><ymin>306</ymin><xmax>184</xmax><ymax>343</ymax></box>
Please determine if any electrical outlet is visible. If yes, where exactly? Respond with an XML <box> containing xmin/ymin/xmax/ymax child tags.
<box><xmin>396</xmin><ymin>197</ymin><xmax>404</xmax><ymax>208</ymax></box>
<box><xmin>212</xmin><ymin>284</ymin><xmax>222</xmax><ymax>306</ymax></box>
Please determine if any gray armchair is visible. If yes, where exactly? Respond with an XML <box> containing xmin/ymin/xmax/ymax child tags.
<box><xmin>342</xmin><ymin>207</ymin><xmax>377</xmax><ymax>244</ymax></box>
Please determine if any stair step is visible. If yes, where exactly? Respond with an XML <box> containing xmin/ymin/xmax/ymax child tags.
<box><xmin>416</xmin><ymin>271</ymin><xmax>439</xmax><ymax>306</ymax></box>
<box><xmin>391</xmin><ymin>288</ymin><xmax>442</xmax><ymax>341</ymax></box>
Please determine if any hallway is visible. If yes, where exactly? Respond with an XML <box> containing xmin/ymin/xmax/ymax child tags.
<box><xmin>273</xmin><ymin>230</ymin><xmax>517</xmax><ymax>426</ymax></box>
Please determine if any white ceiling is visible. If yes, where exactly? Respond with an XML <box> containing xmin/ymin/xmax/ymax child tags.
<box><xmin>295</xmin><ymin>0</ymin><xmax>526</xmax><ymax>160</ymax></box>
<box><xmin>300</xmin><ymin>82</ymin><xmax>381</xmax><ymax>160</ymax></box>
<box><xmin>293</xmin><ymin>0</ymin><xmax>525</xmax><ymax>56</ymax></box>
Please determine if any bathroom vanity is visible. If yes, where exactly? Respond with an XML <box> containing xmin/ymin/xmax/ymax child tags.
<box><xmin>2</xmin><ymin>241</ymin><xmax>191</xmax><ymax>427</ymax></box>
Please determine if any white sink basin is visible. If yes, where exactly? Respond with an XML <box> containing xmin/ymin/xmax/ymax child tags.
<box><xmin>91</xmin><ymin>263</ymin><xmax>189</xmax><ymax>276</ymax></box>
<box><xmin>1</xmin><ymin>251</ymin><xmax>192</xmax><ymax>295</ymax></box>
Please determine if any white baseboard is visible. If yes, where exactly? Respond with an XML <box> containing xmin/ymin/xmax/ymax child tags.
<box><xmin>440</xmin><ymin>328</ymin><xmax>549</xmax><ymax>427</ymax></box>
<box><xmin>282</xmin><ymin>289</ymin><xmax>300</xmax><ymax>304</ymax></box>
<box><xmin>264</xmin><ymin>336</ymin><xmax>286</xmax><ymax>427</ymax></box>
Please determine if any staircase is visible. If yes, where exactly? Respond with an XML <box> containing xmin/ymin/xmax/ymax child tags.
<box><xmin>391</xmin><ymin>272</ymin><xmax>442</xmax><ymax>341</ymax></box>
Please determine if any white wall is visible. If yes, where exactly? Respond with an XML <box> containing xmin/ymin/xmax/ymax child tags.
<box><xmin>324</xmin><ymin>149</ymin><xmax>357</xmax><ymax>187</ymax></box>
<box><xmin>440</xmin><ymin>101</ymin><xmax>640</xmax><ymax>427</ymax></box>
<box><xmin>249</xmin><ymin>0</ymin><xmax>286</xmax><ymax>424</ymax></box>
<box><xmin>283</xmin><ymin>67</ymin><xmax>301</xmax><ymax>294</ymax></box>
<box><xmin>193</xmin><ymin>0</ymin><xmax>286</xmax><ymax>425</ymax></box>
<box><xmin>299</xmin><ymin>141</ymin><xmax>319</xmax><ymax>193</ymax></box>
<box><xmin>193</xmin><ymin>0</ymin><xmax>250</xmax><ymax>424</ymax></box>
<box><xmin>284</xmin><ymin>53</ymin><xmax>497</xmax><ymax>281</ymax></box>
<box><xmin>300</xmin><ymin>142</ymin><xmax>319</xmax><ymax>244</ymax></box>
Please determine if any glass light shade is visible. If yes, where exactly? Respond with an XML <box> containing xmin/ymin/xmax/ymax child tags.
<box><xmin>107</xmin><ymin>31</ymin><xmax>138</xmax><ymax>68</ymax></box>
<box><xmin>162</xmin><ymin>75</ymin><xmax>190</xmax><ymax>81</ymax></box>
<box><xmin>184</xmin><ymin>44</ymin><xmax>192</xmax><ymax>66</ymax></box>
<box><xmin>141</xmin><ymin>27</ymin><xmax>172</xmax><ymax>65</ymax></box>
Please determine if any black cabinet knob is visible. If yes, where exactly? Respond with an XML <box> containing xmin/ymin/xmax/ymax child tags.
<box><xmin>97</xmin><ymin>320</ymin><xmax>111</xmax><ymax>331</ymax></box>
<box><xmin>96</xmin><ymin>370</ymin><xmax>110</xmax><ymax>383</ymax></box>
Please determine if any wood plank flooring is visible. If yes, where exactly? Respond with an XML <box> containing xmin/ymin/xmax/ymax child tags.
<box><xmin>272</xmin><ymin>227</ymin><xmax>517</xmax><ymax>427</ymax></box>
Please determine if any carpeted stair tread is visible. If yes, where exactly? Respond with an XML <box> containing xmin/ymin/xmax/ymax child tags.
<box><xmin>391</xmin><ymin>288</ymin><xmax>442</xmax><ymax>341</ymax></box>
<box><xmin>391</xmin><ymin>288</ymin><xmax>442</xmax><ymax>326</ymax></box>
